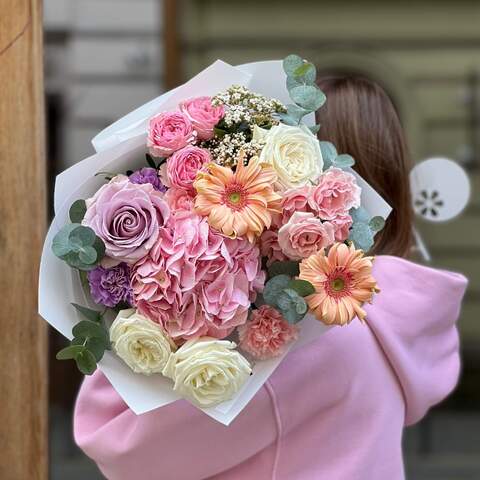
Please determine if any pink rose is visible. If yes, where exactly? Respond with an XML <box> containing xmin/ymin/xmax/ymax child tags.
<box><xmin>278</xmin><ymin>211</ymin><xmax>335</xmax><ymax>260</ymax></box>
<box><xmin>147</xmin><ymin>111</ymin><xmax>196</xmax><ymax>157</ymax></box>
<box><xmin>164</xmin><ymin>187</ymin><xmax>195</xmax><ymax>214</ymax></box>
<box><xmin>309</xmin><ymin>168</ymin><xmax>361</xmax><ymax>220</ymax></box>
<box><xmin>166</xmin><ymin>146</ymin><xmax>211</xmax><ymax>192</ymax></box>
<box><xmin>329</xmin><ymin>214</ymin><xmax>352</xmax><ymax>242</ymax></box>
<box><xmin>83</xmin><ymin>175</ymin><xmax>170</xmax><ymax>264</ymax></box>
<box><xmin>180</xmin><ymin>96</ymin><xmax>225</xmax><ymax>141</ymax></box>
<box><xmin>259</xmin><ymin>230</ymin><xmax>288</xmax><ymax>266</ymax></box>
<box><xmin>281</xmin><ymin>185</ymin><xmax>313</xmax><ymax>223</ymax></box>
<box><xmin>238</xmin><ymin>305</ymin><xmax>298</xmax><ymax>360</ymax></box>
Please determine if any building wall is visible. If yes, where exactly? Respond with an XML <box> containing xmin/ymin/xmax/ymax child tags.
<box><xmin>180</xmin><ymin>0</ymin><xmax>480</xmax><ymax>354</ymax></box>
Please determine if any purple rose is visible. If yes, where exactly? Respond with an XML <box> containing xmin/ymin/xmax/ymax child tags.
<box><xmin>83</xmin><ymin>175</ymin><xmax>170</xmax><ymax>264</ymax></box>
<box><xmin>87</xmin><ymin>263</ymin><xmax>133</xmax><ymax>307</ymax></box>
<box><xmin>129</xmin><ymin>167</ymin><xmax>166</xmax><ymax>192</ymax></box>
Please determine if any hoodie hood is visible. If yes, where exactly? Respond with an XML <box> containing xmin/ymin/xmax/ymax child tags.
<box><xmin>365</xmin><ymin>255</ymin><xmax>468</xmax><ymax>425</ymax></box>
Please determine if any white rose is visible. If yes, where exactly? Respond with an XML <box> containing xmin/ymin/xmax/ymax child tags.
<box><xmin>255</xmin><ymin>123</ymin><xmax>323</xmax><ymax>188</ymax></box>
<box><xmin>110</xmin><ymin>309</ymin><xmax>175</xmax><ymax>375</ymax></box>
<box><xmin>163</xmin><ymin>337</ymin><xmax>251</xmax><ymax>407</ymax></box>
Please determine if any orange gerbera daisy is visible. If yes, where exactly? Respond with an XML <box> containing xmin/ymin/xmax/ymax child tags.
<box><xmin>193</xmin><ymin>156</ymin><xmax>282</xmax><ymax>242</ymax></box>
<box><xmin>299</xmin><ymin>242</ymin><xmax>380</xmax><ymax>326</ymax></box>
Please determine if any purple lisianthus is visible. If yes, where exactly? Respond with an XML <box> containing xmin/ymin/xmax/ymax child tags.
<box><xmin>129</xmin><ymin>167</ymin><xmax>166</xmax><ymax>192</ymax></box>
<box><xmin>87</xmin><ymin>263</ymin><xmax>133</xmax><ymax>308</ymax></box>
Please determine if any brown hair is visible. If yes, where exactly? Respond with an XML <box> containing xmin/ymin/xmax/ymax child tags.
<box><xmin>316</xmin><ymin>74</ymin><xmax>413</xmax><ymax>258</ymax></box>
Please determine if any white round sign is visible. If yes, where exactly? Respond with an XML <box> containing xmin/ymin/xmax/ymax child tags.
<box><xmin>410</xmin><ymin>157</ymin><xmax>470</xmax><ymax>222</ymax></box>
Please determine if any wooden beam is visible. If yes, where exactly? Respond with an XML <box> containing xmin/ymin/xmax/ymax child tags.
<box><xmin>0</xmin><ymin>1</ymin><xmax>48</xmax><ymax>479</ymax></box>
<box><xmin>164</xmin><ymin>0</ymin><xmax>181</xmax><ymax>89</ymax></box>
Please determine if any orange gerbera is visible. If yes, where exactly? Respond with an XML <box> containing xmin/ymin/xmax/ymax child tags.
<box><xmin>299</xmin><ymin>242</ymin><xmax>379</xmax><ymax>326</ymax></box>
<box><xmin>194</xmin><ymin>157</ymin><xmax>282</xmax><ymax>242</ymax></box>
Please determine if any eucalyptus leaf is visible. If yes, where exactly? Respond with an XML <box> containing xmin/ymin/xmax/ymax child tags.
<box><xmin>69</xmin><ymin>199</ymin><xmax>87</xmax><ymax>223</ymax></box>
<box><xmin>295</xmin><ymin>298</ymin><xmax>308</xmax><ymax>315</ymax></box>
<box><xmin>277</xmin><ymin>113</ymin><xmax>299</xmax><ymax>126</ymax></box>
<box><xmin>72</xmin><ymin>320</ymin><xmax>109</xmax><ymax>345</ymax></box>
<box><xmin>263</xmin><ymin>274</ymin><xmax>291</xmax><ymax>306</ymax></box>
<box><xmin>369</xmin><ymin>216</ymin><xmax>386</xmax><ymax>233</ymax></box>
<box><xmin>52</xmin><ymin>223</ymin><xmax>80</xmax><ymax>258</ymax></box>
<box><xmin>71</xmin><ymin>303</ymin><xmax>103</xmax><ymax>324</ymax></box>
<box><xmin>334</xmin><ymin>154</ymin><xmax>355</xmax><ymax>168</ymax></box>
<box><xmin>289</xmin><ymin>85</ymin><xmax>326</xmax><ymax>111</ymax></box>
<box><xmin>319</xmin><ymin>141</ymin><xmax>337</xmax><ymax>169</ymax></box>
<box><xmin>288</xmin><ymin>279</ymin><xmax>315</xmax><ymax>297</ymax></box>
<box><xmin>75</xmin><ymin>349</ymin><xmax>97</xmax><ymax>375</ymax></box>
<box><xmin>92</xmin><ymin>236</ymin><xmax>106</xmax><ymax>262</ymax></box>
<box><xmin>60</xmin><ymin>252</ymin><xmax>97</xmax><ymax>271</ymax></box>
<box><xmin>350</xmin><ymin>206</ymin><xmax>371</xmax><ymax>224</ymax></box>
<box><xmin>293</xmin><ymin>62</ymin><xmax>317</xmax><ymax>85</ymax></box>
<box><xmin>309</xmin><ymin>124</ymin><xmax>321</xmax><ymax>135</ymax></box>
<box><xmin>286</xmin><ymin>103</ymin><xmax>310</xmax><ymax>122</ymax></box>
<box><xmin>72</xmin><ymin>336</ymin><xmax>106</xmax><ymax>362</ymax></box>
<box><xmin>286</xmin><ymin>75</ymin><xmax>302</xmax><ymax>91</ymax></box>
<box><xmin>69</xmin><ymin>225</ymin><xmax>96</xmax><ymax>247</ymax></box>
<box><xmin>268</xmin><ymin>260</ymin><xmax>300</xmax><ymax>278</ymax></box>
<box><xmin>349</xmin><ymin>222</ymin><xmax>375</xmax><ymax>252</ymax></box>
<box><xmin>78</xmin><ymin>245</ymin><xmax>98</xmax><ymax>265</ymax></box>
<box><xmin>276</xmin><ymin>288</ymin><xmax>298</xmax><ymax>310</ymax></box>
<box><xmin>283</xmin><ymin>54</ymin><xmax>304</xmax><ymax>76</ymax></box>
<box><xmin>254</xmin><ymin>292</ymin><xmax>266</xmax><ymax>309</ymax></box>
<box><xmin>56</xmin><ymin>345</ymin><xmax>86</xmax><ymax>360</ymax></box>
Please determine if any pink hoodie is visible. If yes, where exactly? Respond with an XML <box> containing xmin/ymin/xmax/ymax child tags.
<box><xmin>74</xmin><ymin>256</ymin><xmax>467</xmax><ymax>480</ymax></box>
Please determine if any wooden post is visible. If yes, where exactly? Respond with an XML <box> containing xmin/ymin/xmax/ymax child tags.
<box><xmin>164</xmin><ymin>0</ymin><xmax>181</xmax><ymax>89</ymax></box>
<box><xmin>0</xmin><ymin>1</ymin><xmax>48</xmax><ymax>479</ymax></box>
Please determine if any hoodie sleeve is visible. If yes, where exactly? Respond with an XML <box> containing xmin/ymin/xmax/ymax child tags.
<box><xmin>74</xmin><ymin>370</ymin><xmax>277</xmax><ymax>480</ymax></box>
<box><xmin>365</xmin><ymin>255</ymin><xmax>468</xmax><ymax>426</ymax></box>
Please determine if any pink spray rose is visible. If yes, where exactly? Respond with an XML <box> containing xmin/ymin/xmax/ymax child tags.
<box><xmin>238</xmin><ymin>305</ymin><xmax>298</xmax><ymax>360</ymax></box>
<box><xmin>164</xmin><ymin>187</ymin><xmax>195</xmax><ymax>214</ymax></box>
<box><xmin>259</xmin><ymin>230</ymin><xmax>288</xmax><ymax>266</ymax></box>
<box><xmin>309</xmin><ymin>167</ymin><xmax>361</xmax><ymax>220</ymax></box>
<box><xmin>147</xmin><ymin>111</ymin><xmax>196</xmax><ymax>157</ymax></box>
<box><xmin>180</xmin><ymin>96</ymin><xmax>225</xmax><ymax>141</ymax></box>
<box><xmin>166</xmin><ymin>146</ymin><xmax>211</xmax><ymax>192</ymax></box>
<box><xmin>83</xmin><ymin>175</ymin><xmax>170</xmax><ymax>264</ymax></box>
<box><xmin>329</xmin><ymin>213</ymin><xmax>353</xmax><ymax>242</ymax></box>
<box><xmin>281</xmin><ymin>185</ymin><xmax>313</xmax><ymax>223</ymax></box>
<box><xmin>278</xmin><ymin>211</ymin><xmax>335</xmax><ymax>260</ymax></box>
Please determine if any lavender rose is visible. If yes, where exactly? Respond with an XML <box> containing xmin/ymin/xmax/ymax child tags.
<box><xmin>129</xmin><ymin>167</ymin><xmax>166</xmax><ymax>192</ymax></box>
<box><xmin>87</xmin><ymin>263</ymin><xmax>133</xmax><ymax>307</ymax></box>
<box><xmin>83</xmin><ymin>175</ymin><xmax>170</xmax><ymax>264</ymax></box>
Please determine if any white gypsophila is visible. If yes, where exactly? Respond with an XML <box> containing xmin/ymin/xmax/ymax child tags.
<box><xmin>255</xmin><ymin>123</ymin><xmax>323</xmax><ymax>189</ymax></box>
<box><xmin>110</xmin><ymin>309</ymin><xmax>176</xmax><ymax>375</ymax></box>
<box><xmin>163</xmin><ymin>337</ymin><xmax>252</xmax><ymax>408</ymax></box>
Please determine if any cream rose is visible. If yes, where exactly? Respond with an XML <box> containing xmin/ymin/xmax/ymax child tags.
<box><xmin>110</xmin><ymin>309</ymin><xmax>175</xmax><ymax>375</ymax></box>
<box><xmin>255</xmin><ymin>124</ymin><xmax>323</xmax><ymax>189</ymax></box>
<box><xmin>163</xmin><ymin>337</ymin><xmax>251</xmax><ymax>407</ymax></box>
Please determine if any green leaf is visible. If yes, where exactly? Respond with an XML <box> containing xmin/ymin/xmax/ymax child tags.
<box><xmin>286</xmin><ymin>103</ymin><xmax>310</xmax><ymax>122</ymax></box>
<box><xmin>61</xmin><ymin>252</ymin><xmax>97</xmax><ymax>271</ymax></box>
<box><xmin>309</xmin><ymin>124</ymin><xmax>321</xmax><ymax>135</ymax></box>
<box><xmin>277</xmin><ymin>113</ymin><xmax>299</xmax><ymax>126</ymax></box>
<box><xmin>78</xmin><ymin>245</ymin><xmax>98</xmax><ymax>265</ymax></box>
<box><xmin>293</xmin><ymin>62</ymin><xmax>317</xmax><ymax>85</ymax></box>
<box><xmin>72</xmin><ymin>320</ymin><xmax>108</xmax><ymax>344</ymax></box>
<box><xmin>295</xmin><ymin>298</ymin><xmax>308</xmax><ymax>315</ymax></box>
<box><xmin>319</xmin><ymin>141</ymin><xmax>337</xmax><ymax>169</ymax></box>
<box><xmin>369</xmin><ymin>216</ymin><xmax>386</xmax><ymax>233</ymax></box>
<box><xmin>72</xmin><ymin>336</ymin><xmax>106</xmax><ymax>362</ymax></box>
<box><xmin>287</xmin><ymin>279</ymin><xmax>315</xmax><ymax>297</ymax></box>
<box><xmin>145</xmin><ymin>153</ymin><xmax>157</xmax><ymax>168</ymax></box>
<box><xmin>92</xmin><ymin>236</ymin><xmax>106</xmax><ymax>261</ymax></box>
<box><xmin>276</xmin><ymin>289</ymin><xmax>307</xmax><ymax>324</ymax></box>
<box><xmin>69</xmin><ymin>199</ymin><xmax>87</xmax><ymax>223</ymax></box>
<box><xmin>286</xmin><ymin>75</ymin><xmax>302</xmax><ymax>91</ymax></box>
<box><xmin>263</xmin><ymin>275</ymin><xmax>291</xmax><ymax>307</ymax></box>
<box><xmin>69</xmin><ymin>225</ymin><xmax>96</xmax><ymax>248</ymax></box>
<box><xmin>350</xmin><ymin>206</ymin><xmax>371</xmax><ymax>224</ymax></box>
<box><xmin>254</xmin><ymin>292</ymin><xmax>266</xmax><ymax>309</ymax></box>
<box><xmin>268</xmin><ymin>260</ymin><xmax>300</xmax><ymax>278</ymax></box>
<box><xmin>283</xmin><ymin>54</ymin><xmax>304</xmax><ymax>76</ymax></box>
<box><xmin>52</xmin><ymin>223</ymin><xmax>79</xmax><ymax>258</ymax></box>
<box><xmin>289</xmin><ymin>85</ymin><xmax>326</xmax><ymax>111</ymax></box>
<box><xmin>75</xmin><ymin>349</ymin><xmax>97</xmax><ymax>375</ymax></box>
<box><xmin>56</xmin><ymin>345</ymin><xmax>86</xmax><ymax>360</ymax></box>
<box><xmin>71</xmin><ymin>303</ymin><xmax>103</xmax><ymax>323</ymax></box>
<box><xmin>334</xmin><ymin>154</ymin><xmax>355</xmax><ymax>168</ymax></box>
<box><xmin>349</xmin><ymin>222</ymin><xmax>374</xmax><ymax>252</ymax></box>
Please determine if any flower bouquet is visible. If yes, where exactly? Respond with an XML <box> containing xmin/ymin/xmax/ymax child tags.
<box><xmin>39</xmin><ymin>55</ymin><xmax>391</xmax><ymax>425</ymax></box>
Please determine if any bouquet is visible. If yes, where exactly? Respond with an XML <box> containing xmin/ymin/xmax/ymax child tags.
<box><xmin>40</xmin><ymin>55</ymin><xmax>390</xmax><ymax>424</ymax></box>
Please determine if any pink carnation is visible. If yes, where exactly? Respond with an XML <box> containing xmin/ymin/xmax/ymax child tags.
<box><xmin>259</xmin><ymin>230</ymin><xmax>288</xmax><ymax>266</ymax></box>
<box><xmin>180</xmin><ymin>96</ymin><xmax>225</xmax><ymax>141</ymax></box>
<box><xmin>147</xmin><ymin>111</ymin><xmax>196</xmax><ymax>157</ymax></box>
<box><xmin>329</xmin><ymin>213</ymin><xmax>353</xmax><ymax>242</ymax></box>
<box><xmin>278</xmin><ymin>211</ymin><xmax>335</xmax><ymax>260</ymax></box>
<box><xmin>83</xmin><ymin>175</ymin><xmax>169</xmax><ymax>264</ymax></box>
<box><xmin>165</xmin><ymin>146</ymin><xmax>211</xmax><ymax>192</ymax></box>
<box><xmin>309</xmin><ymin>168</ymin><xmax>361</xmax><ymax>220</ymax></box>
<box><xmin>238</xmin><ymin>305</ymin><xmax>298</xmax><ymax>360</ymax></box>
<box><xmin>281</xmin><ymin>185</ymin><xmax>313</xmax><ymax>223</ymax></box>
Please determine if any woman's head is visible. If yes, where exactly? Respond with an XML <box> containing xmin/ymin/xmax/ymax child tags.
<box><xmin>316</xmin><ymin>74</ymin><xmax>414</xmax><ymax>258</ymax></box>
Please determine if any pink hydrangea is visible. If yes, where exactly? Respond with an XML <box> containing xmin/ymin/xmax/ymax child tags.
<box><xmin>259</xmin><ymin>230</ymin><xmax>287</xmax><ymax>266</ymax></box>
<box><xmin>278</xmin><ymin>211</ymin><xmax>335</xmax><ymax>260</ymax></box>
<box><xmin>147</xmin><ymin>111</ymin><xmax>196</xmax><ymax>157</ymax></box>
<box><xmin>281</xmin><ymin>185</ymin><xmax>313</xmax><ymax>224</ymax></box>
<box><xmin>238</xmin><ymin>305</ymin><xmax>298</xmax><ymax>360</ymax></box>
<box><xmin>165</xmin><ymin>146</ymin><xmax>211</xmax><ymax>193</ymax></box>
<box><xmin>82</xmin><ymin>175</ymin><xmax>169</xmax><ymax>264</ymax></box>
<box><xmin>180</xmin><ymin>96</ymin><xmax>225</xmax><ymax>141</ymax></box>
<box><xmin>309</xmin><ymin>168</ymin><xmax>361</xmax><ymax>220</ymax></box>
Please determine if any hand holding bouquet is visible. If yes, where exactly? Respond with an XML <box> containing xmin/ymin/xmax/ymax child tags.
<box><xmin>42</xmin><ymin>55</ymin><xmax>388</xmax><ymax>422</ymax></box>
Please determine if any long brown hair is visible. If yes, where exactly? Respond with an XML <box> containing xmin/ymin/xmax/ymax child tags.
<box><xmin>316</xmin><ymin>74</ymin><xmax>413</xmax><ymax>257</ymax></box>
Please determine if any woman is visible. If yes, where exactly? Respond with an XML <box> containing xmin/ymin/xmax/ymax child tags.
<box><xmin>74</xmin><ymin>75</ymin><xmax>467</xmax><ymax>480</ymax></box>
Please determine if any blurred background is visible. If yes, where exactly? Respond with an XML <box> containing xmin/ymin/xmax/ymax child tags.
<box><xmin>43</xmin><ymin>0</ymin><xmax>479</xmax><ymax>478</ymax></box>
